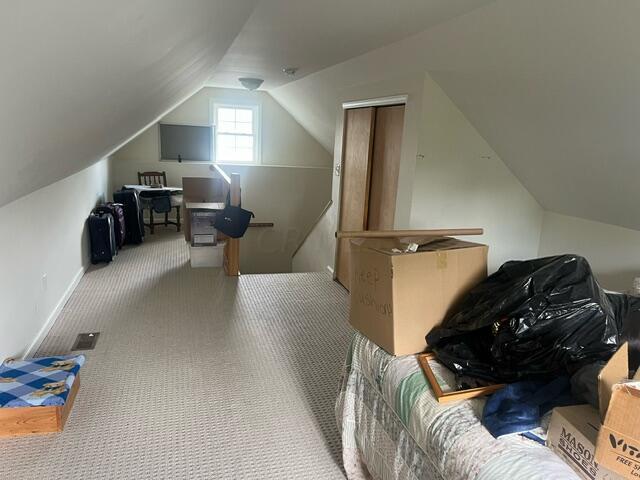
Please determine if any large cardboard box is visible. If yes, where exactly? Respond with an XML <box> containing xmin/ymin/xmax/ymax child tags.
<box><xmin>594</xmin><ymin>344</ymin><xmax>640</xmax><ymax>479</ymax></box>
<box><xmin>547</xmin><ymin>405</ymin><xmax>623</xmax><ymax>480</ymax></box>
<box><xmin>348</xmin><ymin>237</ymin><xmax>488</xmax><ymax>356</ymax></box>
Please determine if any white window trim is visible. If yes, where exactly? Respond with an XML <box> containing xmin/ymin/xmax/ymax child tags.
<box><xmin>211</xmin><ymin>101</ymin><xmax>262</xmax><ymax>165</ymax></box>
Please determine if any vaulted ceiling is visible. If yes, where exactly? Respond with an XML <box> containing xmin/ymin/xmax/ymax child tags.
<box><xmin>0</xmin><ymin>0</ymin><xmax>257</xmax><ymax>208</ymax></box>
<box><xmin>5</xmin><ymin>0</ymin><xmax>640</xmax><ymax>233</ymax></box>
<box><xmin>268</xmin><ymin>0</ymin><xmax>640</xmax><ymax>231</ymax></box>
<box><xmin>415</xmin><ymin>0</ymin><xmax>640</xmax><ymax>231</ymax></box>
<box><xmin>207</xmin><ymin>0</ymin><xmax>494</xmax><ymax>89</ymax></box>
<box><xmin>0</xmin><ymin>0</ymin><xmax>494</xmax><ymax>208</ymax></box>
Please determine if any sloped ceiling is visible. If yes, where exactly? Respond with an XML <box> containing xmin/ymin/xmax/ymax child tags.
<box><xmin>271</xmin><ymin>0</ymin><xmax>640</xmax><ymax>231</ymax></box>
<box><xmin>417</xmin><ymin>0</ymin><xmax>640</xmax><ymax>231</ymax></box>
<box><xmin>207</xmin><ymin>0</ymin><xmax>495</xmax><ymax>90</ymax></box>
<box><xmin>6</xmin><ymin>0</ymin><xmax>640</xmax><ymax>232</ymax></box>
<box><xmin>0</xmin><ymin>0</ymin><xmax>257</xmax><ymax>208</ymax></box>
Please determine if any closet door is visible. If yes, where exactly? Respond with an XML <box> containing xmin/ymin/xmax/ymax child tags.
<box><xmin>335</xmin><ymin>104</ymin><xmax>405</xmax><ymax>290</ymax></box>
<box><xmin>367</xmin><ymin>105</ymin><xmax>405</xmax><ymax>230</ymax></box>
<box><xmin>335</xmin><ymin>107</ymin><xmax>375</xmax><ymax>289</ymax></box>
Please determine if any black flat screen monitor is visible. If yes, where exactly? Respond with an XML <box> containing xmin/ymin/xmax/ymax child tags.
<box><xmin>159</xmin><ymin>124</ymin><xmax>212</xmax><ymax>162</ymax></box>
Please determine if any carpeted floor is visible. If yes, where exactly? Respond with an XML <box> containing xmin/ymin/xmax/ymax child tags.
<box><xmin>3</xmin><ymin>231</ymin><xmax>352</xmax><ymax>479</ymax></box>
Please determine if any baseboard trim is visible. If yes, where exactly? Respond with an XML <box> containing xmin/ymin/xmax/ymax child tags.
<box><xmin>23</xmin><ymin>266</ymin><xmax>87</xmax><ymax>359</ymax></box>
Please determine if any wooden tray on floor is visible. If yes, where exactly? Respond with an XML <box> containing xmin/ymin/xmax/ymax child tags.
<box><xmin>0</xmin><ymin>375</ymin><xmax>80</xmax><ymax>437</ymax></box>
<box><xmin>417</xmin><ymin>353</ymin><xmax>503</xmax><ymax>403</ymax></box>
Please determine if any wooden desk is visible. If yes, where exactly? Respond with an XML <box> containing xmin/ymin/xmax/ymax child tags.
<box><xmin>123</xmin><ymin>184</ymin><xmax>183</xmax><ymax>194</ymax></box>
<box><xmin>124</xmin><ymin>184</ymin><xmax>182</xmax><ymax>233</ymax></box>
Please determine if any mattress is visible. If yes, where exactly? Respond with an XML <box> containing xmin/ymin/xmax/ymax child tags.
<box><xmin>336</xmin><ymin>333</ymin><xmax>579</xmax><ymax>480</ymax></box>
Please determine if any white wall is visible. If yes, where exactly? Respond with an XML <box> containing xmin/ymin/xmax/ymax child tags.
<box><xmin>111</xmin><ymin>87</ymin><xmax>333</xmax><ymax>273</ymax></box>
<box><xmin>539</xmin><ymin>211</ymin><xmax>640</xmax><ymax>292</ymax></box>
<box><xmin>410</xmin><ymin>74</ymin><xmax>543</xmax><ymax>272</ymax></box>
<box><xmin>162</xmin><ymin>87</ymin><xmax>331</xmax><ymax>167</ymax></box>
<box><xmin>288</xmin><ymin>65</ymin><xmax>640</xmax><ymax>286</ymax></box>
<box><xmin>0</xmin><ymin>159</ymin><xmax>110</xmax><ymax>361</ymax></box>
<box><xmin>282</xmin><ymin>65</ymin><xmax>423</xmax><ymax>271</ymax></box>
<box><xmin>289</xmin><ymin>69</ymin><xmax>543</xmax><ymax>273</ymax></box>
<box><xmin>291</xmin><ymin>203</ymin><xmax>335</xmax><ymax>273</ymax></box>
<box><xmin>221</xmin><ymin>165</ymin><xmax>331</xmax><ymax>273</ymax></box>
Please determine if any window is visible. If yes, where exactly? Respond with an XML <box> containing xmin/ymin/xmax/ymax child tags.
<box><xmin>213</xmin><ymin>104</ymin><xmax>260</xmax><ymax>164</ymax></box>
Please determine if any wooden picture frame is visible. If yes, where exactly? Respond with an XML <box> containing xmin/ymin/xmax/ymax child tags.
<box><xmin>417</xmin><ymin>353</ymin><xmax>504</xmax><ymax>403</ymax></box>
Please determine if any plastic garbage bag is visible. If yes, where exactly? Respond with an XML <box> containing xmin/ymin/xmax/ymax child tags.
<box><xmin>570</xmin><ymin>362</ymin><xmax>604</xmax><ymax>408</ymax></box>
<box><xmin>426</xmin><ymin>255</ymin><xmax>640</xmax><ymax>383</ymax></box>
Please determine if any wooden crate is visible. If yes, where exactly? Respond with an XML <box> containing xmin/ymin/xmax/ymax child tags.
<box><xmin>0</xmin><ymin>376</ymin><xmax>80</xmax><ymax>437</ymax></box>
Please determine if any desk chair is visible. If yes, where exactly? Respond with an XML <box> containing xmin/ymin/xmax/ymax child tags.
<box><xmin>137</xmin><ymin>171</ymin><xmax>167</xmax><ymax>187</ymax></box>
<box><xmin>137</xmin><ymin>171</ymin><xmax>181</xmax><ymax>233</ymax></box>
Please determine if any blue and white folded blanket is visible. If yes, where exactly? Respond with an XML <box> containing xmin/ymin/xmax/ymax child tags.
<box><xmin>0</xmin><ymin>355</ymin><xmax>85</xmax><ymax>408</ymax></box>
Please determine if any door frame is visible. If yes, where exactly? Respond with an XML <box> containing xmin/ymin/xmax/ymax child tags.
<box><xmin>333</xmin><ymin>94</ymin><xmax>408</xmax><ymax>284</ymax></box>
<box><xmin>341</xmin><ymin>95</ymin><xmax>408</xmax><ymax>110</ymax></box>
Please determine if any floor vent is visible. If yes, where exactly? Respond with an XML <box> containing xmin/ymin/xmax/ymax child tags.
<box><xmin>72</xmin><ymin>332</ymin><xmax>100</xmax><ymax>351</ymax></box>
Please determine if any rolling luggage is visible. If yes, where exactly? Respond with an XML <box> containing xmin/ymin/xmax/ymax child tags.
<box><xmin>93</xmin><ymin>203</ymin><xmax>126</xmax><ymax>248</ymax></box>
<box><xmin>113</xmin><ymin>189</ymin><xmax>144</xmax><ymax>245</ymax></box>
<box><xmin>89</xmin><ymin>212</ymin><xmax>116</xmax><ymax>264</ymax></box>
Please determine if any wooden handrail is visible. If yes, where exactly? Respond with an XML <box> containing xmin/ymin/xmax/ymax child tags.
<box><xmin>211</xmin><ymin>165</ymin><xmax>242</xmax><ymax>276</ymax></box>
<box><xmin>292</xmin><ymin>200</ymin><xmax>333</xmax><ymax>259</ymax></box>
<box><xmin>223</xmin><ymin>173</ymin><xmax>241</xmax><ymax>276</ymax></box>
<box><xmin>211</xmin><ymin>164</ymin><xmax>231</xmax><ymax>184</ymax></box>
<box><xmin>336</xmin><ymin>228</ymin><xmax>484</xmax><ymax>239</ymax></box>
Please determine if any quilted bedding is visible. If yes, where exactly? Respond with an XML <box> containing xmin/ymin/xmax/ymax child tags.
<box><xmin>336</xmin><ymin>333</ymin><xmax>579</xmax><ymax>480</ymax></box>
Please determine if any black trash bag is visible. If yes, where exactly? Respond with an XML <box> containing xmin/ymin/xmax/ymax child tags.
<box><xmin>614</xmin><ymin>291</ymin><xmax>640</xmax><ymax>372</ymax></box>
<box><xmin>426</xmin><ymin>255</ymin><xmax>640</xmax><ymax>383</ymax></box>
<box><xmin>570</xmin><ymin>361</ymin><xmax>605</xmax><ymax>409</ymax></box>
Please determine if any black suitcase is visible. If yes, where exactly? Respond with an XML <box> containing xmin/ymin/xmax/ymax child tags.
<box><xmin>93</xmin><ymin>203</ymin><xmax>126</xmax><ymax>249</ymax></box>
<box><xmin>89</xmin><ymin>212</ymin><xmax>117</xmax><ymax>264</ymax></box>
<box><xmin>113</xmin><ymin>189</ymin><xmax>144</xmax><ymax>244</ymax></box>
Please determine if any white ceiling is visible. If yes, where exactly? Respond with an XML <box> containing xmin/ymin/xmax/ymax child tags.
<box><xmin>207</xmin><ymin>0</ymin><xmax>495</xmax><ymax>90</ymax></box>
<box><xmin>271</xmin><ymin>0</ymin><xmax>640</xmax><ymax>231</ymax></box>
<box><xmin>6</xmin><ymin>0</ymin><xmax>640</xmax><ymax>233</ymax></box>
<box><xmin>415</xmin><ymin>0</ymin><xmax>640</xmax><ymax>230</ymax></box>
<box><xmin>0</xmin><ymin>0</ymin><xmax>256</xmax><ymax>207</ymax></box>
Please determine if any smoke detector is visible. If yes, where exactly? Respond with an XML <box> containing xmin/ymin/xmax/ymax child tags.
<box><xmin>238</xmin><ymin>77</ymin><xmax>264</xmax><ymax>91</ymax></box>
<box><xmin>282</xmin><ymin>67</ymin><xmax>298</xmax><ymax>77</ymax></box>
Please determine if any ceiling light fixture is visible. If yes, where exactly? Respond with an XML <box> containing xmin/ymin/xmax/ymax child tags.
<box><xmin>238</xmin><ymin>77</ymin><xmax>263</xmax><ymax>91</ymax></box>
<box><xmin>282</xmin><ymin>67</ymin><xmax>298</xmax><ymax>77</ymax></box>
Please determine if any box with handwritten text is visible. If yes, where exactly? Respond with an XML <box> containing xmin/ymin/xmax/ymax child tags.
<box><xmin>348</xmin><ymin>237</ymin><xmax>487</xmax><ymax>356</ymax></box>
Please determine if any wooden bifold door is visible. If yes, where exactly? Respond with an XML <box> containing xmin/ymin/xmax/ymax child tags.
<box><xmin>335</xmin><ymin>104</ymin><xmax>405</xmax><ymax>290</ymax></box>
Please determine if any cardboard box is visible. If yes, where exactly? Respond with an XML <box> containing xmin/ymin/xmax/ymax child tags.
<box><xmin>594</xmin><ymin>344</ymin><xmax>640</xmax><ymax>479</ymax></box>
<box><xmin>547</xmin><ymin>405</ymin><xmax>623</xmax><ymax>480</ymax></box>
<box><xmin>181</xmin><ymin>177</ymin><xmax>227</xmax><ymax>242</ymax></box>
<box><xmin>348</xmin><ymin>237</ymin><xmax>487</xmax><ymax>356</ymax></box>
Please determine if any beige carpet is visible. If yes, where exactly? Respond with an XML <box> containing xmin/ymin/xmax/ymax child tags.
<box><xmin>3</xmin><ymin>231</ymin><xmax>352</xmax><ymax>479</ymax></box>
